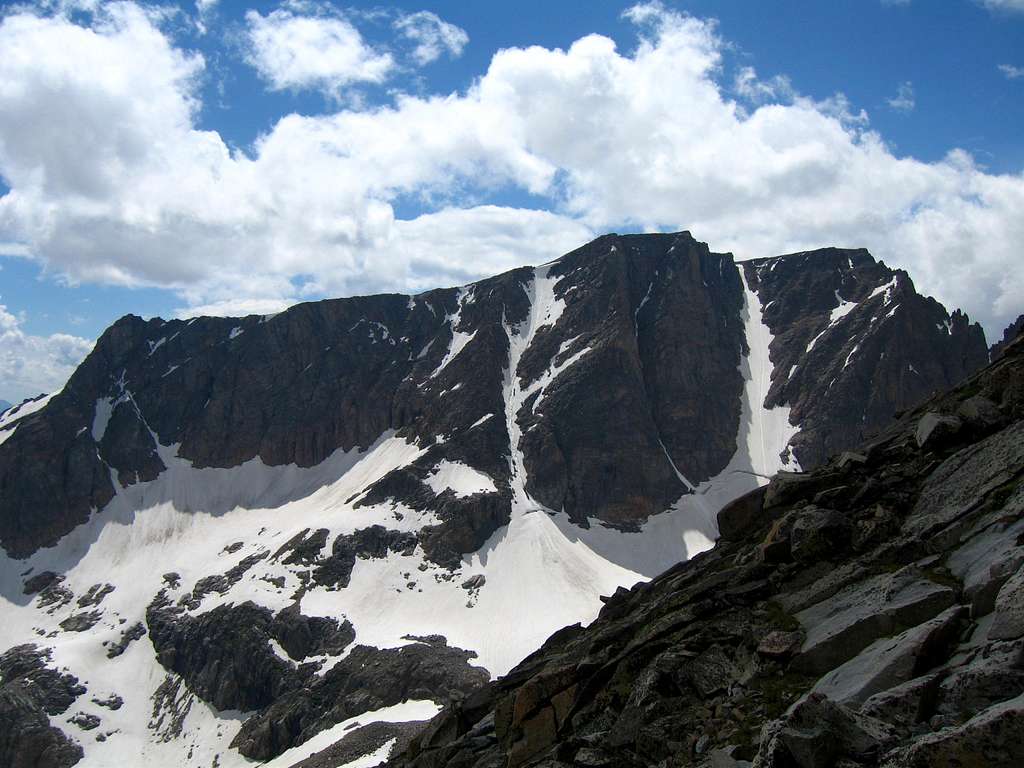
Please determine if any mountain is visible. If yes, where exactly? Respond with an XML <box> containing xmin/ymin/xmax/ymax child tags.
<box><xmin>0</xmin><ymin>232</ymin><xmax>989</xmax><ymax>768</ymax></box>
<box><xmin>393</xmin><ymin>330</ymin><xmax>1024</xmax><ymax>768</ymax></box>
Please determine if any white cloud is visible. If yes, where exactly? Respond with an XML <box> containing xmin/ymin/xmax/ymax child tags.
<box><xmin>245</xmin><ymin>6</ymin><xmax>393</xmax><ymax>96</ymax></box>
<box><xmin>999</xmin><ymin>63</ymin><xmax>1024</xmax><ymax>79</ymax></box>
<box><xmin>0</xmin><ymin>0</ymin><xmax>1021</xmax><ymax>345</ymax></box>
<box><xmin>887</xmin><ymin>81</ymin><xmax>915</xmax><ymax>112</ymax></box>
<box><xmin>394</xmin><ymin>10</ymin><xmax>468</xmax><ymax>65</ymax></box>
<box><xmin>0</xmin><ymin>303</ymin><xmax>93</xmax><ymax>403</ymax></box>
<box><xmin>982</xmin><ymin>0</ymin><xmax>1024</xmax><ymax>12</ymax></box>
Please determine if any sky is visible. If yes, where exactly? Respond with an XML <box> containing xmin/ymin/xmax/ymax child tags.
<box><xmin>0</xmin><ymin>0</ymin><xmax>1023</xmax><ymax>404</ymax></box>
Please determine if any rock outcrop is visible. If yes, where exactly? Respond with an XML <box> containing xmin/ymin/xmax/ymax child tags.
<box><xmin>390</xmin><ymin>334</ymin><xmax>1024</xmax><ymax>768</ymax></box>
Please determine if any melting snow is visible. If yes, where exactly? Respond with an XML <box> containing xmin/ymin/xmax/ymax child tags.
<box><xmin>228</xmin><ymin>326</ymin><xmax>243</xmax><ymax>340</ymax></box>
<box><xmin>424</xmin><ymin>460</ymin><xmax>496</xmax><ymax>497</ymax></box>
<box><xmin>430</xmin><ymin>289</ymin><xmax>477</xmax><ymax>378</ymax></box>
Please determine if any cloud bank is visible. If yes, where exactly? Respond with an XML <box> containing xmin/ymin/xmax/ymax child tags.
<box><xmin>0</xmin><ymin>0</ymin><xmax>1020</xmax><ymax>356</ymax></box>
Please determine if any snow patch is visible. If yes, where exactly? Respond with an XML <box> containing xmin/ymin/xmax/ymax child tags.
<box><xmin>92</xmin><ymin>397</ymin><xmax>115</xmax><ymax>442</ymax></box>
<box><xmin>425</xmin><ymin>460</ymin><xmax>496</xmax><ymax>498</ymax></box>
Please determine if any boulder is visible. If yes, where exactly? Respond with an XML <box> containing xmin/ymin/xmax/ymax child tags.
<box><xmin>792</xmin><ymin>568</ymin><xmax>956</xmax><ymax>675</ymax></box>
<box><xmin>858</xmin><ymin>674</ymin><xmax>941</xmax><ymax>734</ymax></box>
<box><xmin>914</xmin><ymin>412</ymin><xmax>962</xmax><ymax>449</ymax></box>
<box><xmin>717</xmin><ymin>487</ymin><xmax>768</xmax><ymax>540</ymax></box>
<box><xmin>888</xmin><ymin>692</ymin><xmax>1024</xmax><ymax>767</ymax></box>
<box><xmin>789</xmin><ymin>507</ymin><xmax>851</xmax><ymax>563</ymax></box>
<box><xmin>753</xmin><ymin>693</ymin><xmax>896</xmax><ymax>768</ymax></box>
<box><xmin>990</xmin><ymin>562</ymin><xmax>1024</xmax><ymax>640</ymax></box>
<box><xmin>956</xmin><ymin>395</ymin><xmax>1002</xmax><ymax>430</ymax></box>
<box><xmin>811</xmin><ymin>606</ymin><xmax>965</xmax><ymax>707</ymax></box>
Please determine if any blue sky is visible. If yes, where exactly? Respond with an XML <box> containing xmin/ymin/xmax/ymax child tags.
<box><xmin>0</xmin><ymin>0</ymin><xmax>1023</xmax><ymax>403</ymax></box>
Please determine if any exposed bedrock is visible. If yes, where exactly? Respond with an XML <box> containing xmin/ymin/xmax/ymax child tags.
<box><xmin>0</xmin><ymin>645</ymin><xmax>86</xmax><ymax>768</ymax></box>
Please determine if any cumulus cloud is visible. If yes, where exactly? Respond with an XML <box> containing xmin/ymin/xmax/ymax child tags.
<box><xmin>394</xmin><ymin>10</ymin><xmax>469</xmax><ymax>65</ymax></box>
<box><xmin>244</xmin><ymin>5</ymin><xmax>393</xmax><ymax>96</ymax></box>
<box><xmin>982</xmin><ymin>0</ymin><xmax>1024</xmax><ymax>12</ymax></box>
<box><xmin>0</xmin><ymin>0</ymin><xmax>1021</xmax><ymax>347</ymax></box>
<box><xmin>0</xmin><ymin>304</ymin><xmax>93</xmax><ymax>403</ymax></box>
<box><xmin>887</xmin><ymin>81</ymin><xmax>915</xmax><ymax>112</ymax></box>
<box><xmin>999</xmin><ymin>63</ymin><xmax>1024</xmax><ymax>79</ymax></box>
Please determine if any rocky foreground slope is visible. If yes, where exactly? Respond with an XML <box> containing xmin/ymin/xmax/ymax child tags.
<box><xmin>391</xmin><ymin>332</ymin><xmax>1024</xmax><ymax>768</ymax></box>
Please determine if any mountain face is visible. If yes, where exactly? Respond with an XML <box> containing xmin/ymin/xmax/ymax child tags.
<box><xmin>392</xmin><ymin>331</ymin><xmax>1024</xmax><ymax>768</ymax></box>
<box><xmin>0</xmin><ymin>232</ymin><xmax>990</xmax><ymax>768</ymax></box>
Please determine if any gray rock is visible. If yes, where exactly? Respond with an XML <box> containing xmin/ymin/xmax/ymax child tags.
<box><xmin>935</xmin><ymin>636</ymin><xmax>1024</xmax><ymax>719</ymax></box>
<box><xmin>756</xmin><ymin>631</ymin><xmax>803</xmax><ymax>659</ymax></box>
<box><xmin>836</xmin><ymin>451</ymin><xmax>867</xmax><ymax>469</ymax></box>
<box><xmin>906</xmin><ymin>420</ymin><xmax>1024</xmax><ymax>543</ymax></box>
<box><xmin>811</xmin><ymin>606</ymin><xmax>965</xmax><ymax>707</ymax></box>
<box><xmin>888</xmin><ymin>692</ymin><xmax>1024</xmax><ymax>767</ymax></box>
<box><xmin>858</xmin><ymin>674</ymin><xmax>941</xmax><ymax>733</ymax></box>
<box><xmin>753</xmin><ymin>693</ymin><xmax>896</xmax><ymax>768</ymax></box>
<box><xmin>792</xmin><ymin>567</ymin><xmax>956</xmax><ymax>675</ymax></box>
<box><xmin>59</xmin><ymin>612</ymin><xmax>102</xmax><ymax>633</ymax></box>
<box><xmin>462</xmin><ymin>575</ymin><xmax>487</xmax><ymax>591</ymax></box>
<box><xmin>956</xmin><ymin>395</ymin><xmax>1002</xmax><ymax>429</ymax></box>
<box><xmin>790</xmin><ymin>506</ymin><xmax>851</xmax><ymax>563</ymax></box>
<box><xmin>914</xmin><ymin>412</ymin><xmax>962</xmax><ymax>449</ymax></box>
<box><xmin>947</xmin><ymin>515</ymin><xmax>1024</xmax><ymax>616</ymax></box>
<box><xmin>69</xmin><ymin>712</ymin><xmax>100</xmax><ymax>730</ymax></box>
<box><xmin>990</xmin><ymin>562</ymin><xmax>1024</xmax><ymax>640</ymax></box>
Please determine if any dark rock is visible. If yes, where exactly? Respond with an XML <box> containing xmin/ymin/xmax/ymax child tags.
<box><xmin>146</xmin><ymin>597</ymin><xmax>300</xmax><ymax>712</ymax></box>
<box><xmin>956</xmin><ymin>395</ymin><xmax>1002</xmax><ymax>431</ymax></box>
<box><xmin>789</xmin><ymin>506</ymin><xmax>852</xmax><ymax>563</ymax></box>
<box><xmin>462</xmin><ymin>575</ymin><xmax>486</xmax><ymax>590</ymax></box>
<box><xmin>755</xmin><ymin>693</ymin><xmax>896</xmax><ymax>768</ymax></box>
<box><xmin>756</xmin><ymin>631</ymin><xmax>803</xmax><ymax>659</ymax></box>
<box><xmin>59</xmin><ymin>612</ymin><xmax>102</xmax><ymax>633</ymax></box>
<box><xmin>718</xmin><ymin>487</ymin><xmax>768</xmax><ymax>541</ymax></box>
<box><xmin>914</xmin><ymin>412</ymin><xmax>962</xmax><ymax>450</ymax></box>
<box><xmin>290</xmin><ymin>720</ymin><xmax>428</xmax><ymax>768</ymax></box>
<box><xmin>270</xmin><ymin>604</ymin><xmax>354</xmax><ymax>660</ymax></box>
<box><xmin>91</xmin><ymin>695</ymin><xmax>123</xmax><ymax>710</ymax></box>
<box><xmin>792</xmin><ymin>568</ymin><xmax>956</xmax><ymax>675</ymax></box>
<box><xmin>744</xmin><ymin>251</ymin><xmax>987</xmax><ymax>470</ymax></box>
<box><xmin>811</xmin><ymin>606</ymin><xmax>966</xmax><ymax>707</ymax></box>
<box><xmin>313</xmin><ymin>526</ymin><xmax>418</xmax><ymax>587</ymax></box>
<box><xmin>105</xmin><ymin>622</ymin><xmax>145</xmax><ymax>659</ymax></box>
<box><xmin>76</xmin><ymin>584</ymin><xmax>114</xmax><ymax>608</ymax></box>
<box><xmin>0</xmin><ymin>644</ymin><xmax>85</xmax><ymax>768</ymax></box>
<box><xmin>990</xmin><ymin>562</ymin><xmax>1024</xmax><ymax>640</ymax></box>
<box><xmin>68</xmin><ymin>712</ymin><xmax>100</xmax><ymax>731</ymax></box>
<box><xmin>989</xmin><ymin>313</ymin><xmax>1024</xmax><ymax>360</ymax></box>
<box><xmin>22</xmin><ymin>571</ymin><xmax>61</xmax><ymax>596</ymax></box>
<box><xmin>889</xmin><ymin>692</ymin><xmax>1024</xmax><ymax>767</ymax></box>
<box><xmin>231</xmin><ymin>641</ymin><xmax>488</xmax><ymax>760</ymax></box>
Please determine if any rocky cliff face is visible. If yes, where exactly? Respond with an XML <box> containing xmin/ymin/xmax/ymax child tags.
<box><xmin>392</xmin><ymin>333</ymin><xmax>1024</xmax><ymax>768</ymax></box>
<box><xmin>0</xmin><ymin>235</ymin><xmax>985</xmax><ymax>561</ymax></box>
<box><xmin>0</xmin><ymin>232</ymin><xmax>993</xmax><ymax>768</ymax></box>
